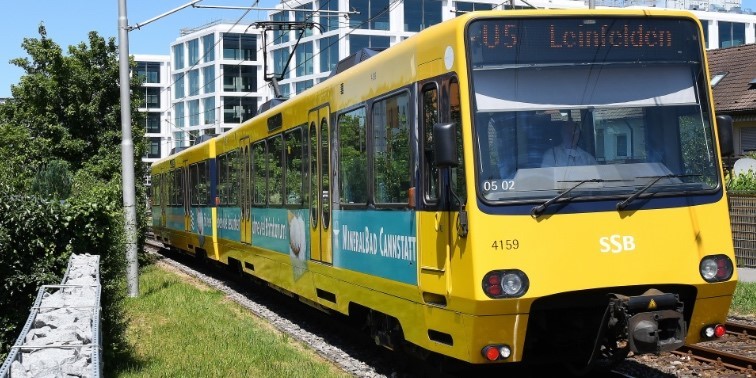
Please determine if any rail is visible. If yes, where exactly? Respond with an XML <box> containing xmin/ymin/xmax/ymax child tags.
<box><xmin>0</xmin><ymin>254</ymin><xmax>102</xmax><ymax>378</ymax></box>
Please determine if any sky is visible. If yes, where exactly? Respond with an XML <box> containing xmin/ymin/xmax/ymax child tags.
<box><xmin>0</xmin><ymin>0</ymin><xmax>279</xmax><ymax>98</ymax></box>
<box><xmin>1</xmin><ymin>0</ymin><xmax>756</xmax><ymax>98</ymax></box>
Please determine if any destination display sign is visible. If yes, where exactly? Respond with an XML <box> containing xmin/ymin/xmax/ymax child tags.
<box><xmin>467</xmin><ymin>18</ymin><xmax>701</xmax><ymax>65</ymax></box>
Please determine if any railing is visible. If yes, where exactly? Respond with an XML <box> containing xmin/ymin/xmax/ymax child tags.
<box><xmin>0</xmin><ymin>254</ymin><xmax>102</xmax><ymax>378</ymax></box>
<box><xmin>730</xmin><ymin>194</ymin><xmax>756</xmax><ymax>268</ymax></box>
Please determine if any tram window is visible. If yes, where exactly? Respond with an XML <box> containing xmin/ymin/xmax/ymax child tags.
<box><xmin>217</xmin><ymin>154</ymin><xmax>227</xmax><ymax>205</ymax></box>
<box><xmin>309</xmin><ymin>122</ymin><xmax>318</xmax><ymax>227</ymax></box>
<box><xmin>321</xmin><ymin>118</ymin><xmax>330</xmax><ymax>229</ymax></box>
<box><xmin>190</xmin><ymin>163</ymin><xmax>199</xmax><ymax>205</ymax></box>
<box><xmin>338</xmin><ymin>107</ymin><xmax>367</xmax><ymax>205</ymax></box>
<box><xmin>269</xmin><ymin>135</ymin><xmax>284</xmax><ymax>206</ymax></box>
<box><xmin>449</xmin><ymin>79</ymin><xmax>466</xmax><ymax>205</ymax></box>
<box><xmin>252</xmin><ymin>141</ymin><xmax>267</xmax><ymax>205</ymax></box>
<box><xmin>421</xmin><ymin>84</ymin><xmax>439</xmax><ymax>202</ymax></box>
<box><xmin>174</xmin><ymin>169</ymin><xmax>184</xmax><ymax>206</ymax></box>
<box><xmin>228</xmin><ymin>150</ymin><xmax>240</xmax><ymax>206</ymax></box>
<box><xmin>151</xmin><ymin>175</ymin><xmax>159</xmax><ymax>206</ymax></box>
<box><xmin>285</xmin><ymin>127</ymin><xmax>304</xmax><ymax>207</ymax></box>
<box><xmin>197</xmin><ymin>161</ymin><xmax>208</xmax><ymax>205</ymax></box>
<box><xmin>372</xmin><ymin>91</ymin><xmax>410</xmax><ymax>205</ymax></box>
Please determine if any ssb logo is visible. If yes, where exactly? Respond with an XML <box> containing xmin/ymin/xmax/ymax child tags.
<box><xmin>599</xmin><ymin>235</ymin><xmax>636</xmax><ymax>253</ymax></box>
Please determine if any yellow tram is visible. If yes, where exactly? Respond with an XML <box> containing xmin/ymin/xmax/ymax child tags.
<box><xmin>152</xmin><ymin>9</ymin><xmax>737</xmax><ymax>370</ymax></box>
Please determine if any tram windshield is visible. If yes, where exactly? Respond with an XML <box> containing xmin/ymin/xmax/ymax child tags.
<box><xmin>466</xmin><ymin>17</ymin><xmax>719</xmax><ymax>203</ymax></box>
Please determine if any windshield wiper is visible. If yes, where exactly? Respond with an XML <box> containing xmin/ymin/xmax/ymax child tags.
<box><xmin>531</xmin><ymin>179</ymin><xmax>614</xmax><ymax>219</ymax></box>
<box><xmin>616</xmin><ymin>174</ymin><xmax>701</xmax><ymax>211</ymax></box>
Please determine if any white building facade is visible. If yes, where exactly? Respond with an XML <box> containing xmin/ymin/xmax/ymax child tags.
<box><xmin>134</xmin><ymin>54</ymin><xmax>171</xmax><ymax>169</ymax></box>
<box><xmin>169</xmin><ymin>22</ymin><xmax>265</xmax><ymax>148</ymax></box>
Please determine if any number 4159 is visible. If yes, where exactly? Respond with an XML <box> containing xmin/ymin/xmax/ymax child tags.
<box><xmin>492</xmin><ymin>239</ymin><xmax>519</xmax><ymax>250</ymax></box>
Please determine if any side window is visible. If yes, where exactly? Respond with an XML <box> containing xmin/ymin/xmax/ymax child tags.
<box><xmin>421</xmin><ymin>84</ymin><xmax>439</xmax><ymax>202</ymax></box>
<box><xmin>176</xmin><ymin>169</ymin><xmax>186</xmax><ymax>206</ymax></box>
<box><xmin>217</xmin><ymin>154</ymin><xmax>227</xmax><ymax>205</ymax></box>
<box><xmin>269</xmin><ymin>135</ymin><xmax>284</xmax><ymax>206</ymax></box>
<box><xmin>252</xmin><ymin>141</ymin><xmax>267</xmax><ymax>205</ymax></box>
<box><xmin>190</xmin><ymin>163</ymin><xmax>199</xmax><ymax>205</ymax></box>
<box><xmin>449</xmin><ymin>78</ymin><xmax>466</xmax><ymax>204</ymax></box>
<box><xmin>309</xmin><ymin>122</ymin><xmax>318</xmax><ymax>227</ymax></box>
<box><xmin>320</xmin><ymin>118</ymin><xmax>330</xmax><ymax>229</ymax></box>
<box><xmin>197</xmin><ymin>161</ymin><xmax>208</xmax><ymax>205</ymax></box>
<box><xmin>228</xmin><ymin>150</ymin><xmax>240</xmax><ymax>206</ymax></box>
<box><xmin>285</xmin><ymin>127</ymin><xmax>304</xmax><ymax>207</ymax></box>
<box><xmin>338</xmin><ymin>107</ymin><xmax>367</xmax><ymax>205</ymax></box>
<box><xmin>372</xmin><ymin>92</ymin><xmax>410</xmax><ymax>205</ymax></box>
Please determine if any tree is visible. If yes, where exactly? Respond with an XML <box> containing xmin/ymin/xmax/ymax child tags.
<box><xmin>0</xmin><ymin>24</ymin><xmax>146</xmax><ymax>184</ymax></box>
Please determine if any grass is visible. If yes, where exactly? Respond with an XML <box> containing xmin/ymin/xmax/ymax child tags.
<box><xmin>109</xmin><ymin>263</ymin><xmax>756</xmax><ymax>376</ymax></box>
<box><xmin>731</xmin><ymin>281</ymin><xmax>756</xmax><ymax>315</ymax></box>
<box><xmin>109</xmin><ymin>263</ymin><xmax>350</xmax><ymax>378</ymax></box>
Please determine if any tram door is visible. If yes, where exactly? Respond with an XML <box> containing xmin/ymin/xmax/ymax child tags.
<box><xmin>182</xmin><ymin>160</ymin><xmax>191</xmax><ymax>233</ymax></box>
<box><xmin>239</xmin><ymin>137</ymin><xmax>252</xmax><ymax>244</ymax></box>
<box><xmin>417</xmin><ymin>83</ymin><xmax>449</xmax><ymax>297</ymax></box>
<box><xmin>308</xmin><ymin>105</ymin><xmax>332</xmax><ymax>264</ymax></box>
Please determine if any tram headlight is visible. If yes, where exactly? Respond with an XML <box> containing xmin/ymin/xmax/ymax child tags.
<box><xmin>482</xmin><ymin>270</ymin><xmax>529</xmax><ymax>298</ymax></box>
<box><xmin>699</xmin><ymin>254</ymin><xmax>734</xmax><ymax>283</ymax></box>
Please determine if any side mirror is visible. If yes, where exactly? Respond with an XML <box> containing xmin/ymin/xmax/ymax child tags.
<box><xmin>716</xmin><ymin>115</ymin><xmax>734</xmax><ymax>157</ymax></box>
<box><xmin>433</xmin><ymin>122</ymin><xmax>458</xmax><ymax>168</ymax></box>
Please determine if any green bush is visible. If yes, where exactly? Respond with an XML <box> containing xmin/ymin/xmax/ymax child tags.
<box><xmin>0</xmin><ymin>177</ymin><xmax>130</xmax><ymax>363</ymax></box>
<box><xmin>726</xmin><ymin>153</ymin><xmax>756</xmax><ymax>194</ymax></box>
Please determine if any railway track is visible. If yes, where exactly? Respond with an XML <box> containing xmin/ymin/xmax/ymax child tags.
<box><xmin>668</xmin><ymin>321</ymin><xmax>756</xmax><ymax>374</ymax></box>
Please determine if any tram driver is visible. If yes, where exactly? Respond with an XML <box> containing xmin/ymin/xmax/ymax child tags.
<box><xmin>541</xmin><ymin>119</ymin><xmax>596</xmax><ymax>167</ymax></box>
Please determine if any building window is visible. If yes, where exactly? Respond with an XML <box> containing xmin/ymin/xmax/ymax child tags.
<box><xmin>174</xmin><ymin>102</ymin><xmax>185</xmax><ymax>128</ymax></box>
<box><xmin>320</xmin><ymin>36</ymin><xmax>339</xmax><ymax>73</ymax></box>
<box><xmin>350</xmin><ymin>35</ymin><xmax>390</xmax><ymax>54</ymax></box>
<box><xmin>272</xmin><ymin>11</ymin><xmax>290</xmax><ymax>44</ymax></box>
<box><xmin>174</xmin><ymin>132</ymin><xmax>186</xmax><ymax>148</ymax></box>
<box><xmin>202</xmin><ymin>34</ymin><xmax>215</xmax><ymax>62</ymax></box>
<box><xmin>719</xmin><ymin>21</ymin><xmax>746</xmax><ymax>48</ymax></box>
<box><xmin>223</xmin><ymin>33</ymin><xmax>257</xmax><ymax>61</ymax></box>
<box><xmin>280</xmin><ymin>83</ymin><xmax>291</xmax><ymax>98</ymax></box>
<box><xmin>204</xmin><ymin>97</ymin><xmax>216</xmax><ymax>125</ymax></box>
<box><xmin>189</xmin><ymin>100</ymin><xmax>200</xmax><ymax>126</ymax></box>
<box><xmin>174</xmin><ymin>74</ymin><xmax>184</xmax><ymax>100</ymax></box>
<box><xmin>188</xmin><ymin>69</ymin><xmax>200</xmax><ymax>96</ymax></box>
<box><xmin>203</xmin><ymin>66</ymin><xmax>215</xmax><ymax>94</ymax></box>
<box><xmin>223</xmin><ymin>65</ymin><xmax>256</xmax><ymax>92</ymax></box>
<box><xmin>295</xmin><ymin>3</ymin><xmax>314</xmax><ymax>37</ymax></box>
<box><xmin>136</xmin><ymin>62</ymin><xmax>160</xmax><ymax>83</ymax></box>
<box><xmin>173</xmin><ymin>44</ymin><xmax>184</xmax><ymax>70</ymax></box>
<box><xmin>273</xmin><ymin>48</ymin><xmax>292</xmax><ymax>80</ymax></box>
<box><xmin>147</xmin><ymin>137</ymin><xmax>161</xmax><ymax>158</ymax></box>
<box><xmin>223</xmin><ymin>96</ymin><xmax>257</xmax><ymax>123</ymax></box>
<box><xmin>454</xmin><ymin>1</ymin><xmax>493</xmax><ymax>14</ymax></box>
<box><xmin>296</xmin><ymin>41</ymin><xmax>314</xmax><ymax>77</ymax></box>
<box><xmin>188</xmin><ymin>39</ymin><xmax>200</xmax><ymax>66</ymax></box>
<box><xmin>146</xmin><ymin>113</ymin><xmax>161</xmax><ymax>133</ymax></box>
<box><xmin>295</xmin><ymin>80</ymin><xmax>313</xmax><ymax>94</ymax></box>
<box><xmin>741</xmin><ymin>128</ymin><xmax>756</xmax><ymax>153</ymax></box>
<box><xmin>405</xmin><ymin>0</ymin><xmax>442</xmax><ymax>32</ymax></box>
<box><xmin>145</xmin><ymin>87</ymin><xmax>161</xmax><ymax>109</ymax></box>
<box><xmin>350</xmin><ymin>0</ymin><xmax>390</xmax><ymax>30</ymax></box>
<box><xmin>319</xmin><ymin>0</ymin><xmax>339</xmax><ymax>32</ymax></box>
